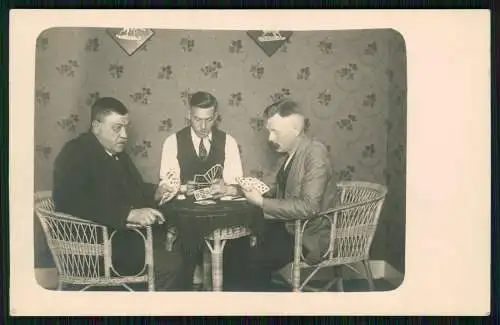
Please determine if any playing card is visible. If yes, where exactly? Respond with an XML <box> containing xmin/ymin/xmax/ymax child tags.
<box><xmin>164</xmin><ymin>170</ymin><xmax>181</xmax><ymax>191</ymax></box>
<box><xmin>204</xmin><ymin>164</ymin><xmax>223</xmax><ymax>184</ymax></box>
<box><xmin>194</xmin><ymin>174</ymin><xmax>210</xmax><ymax>186</ymax></box>
<box><xmin>250</xmin><ymin>177</ymin><xmax>270</xmax><ymax>194</ymax></box>
<box><xmin>206</xmin><ymin>166</ymin><xmax>214</xmax><ymax>183</ymax></box>
<box><xmin>195</xmin><ymin>199</ymin><xmax>217</xmax><ymax>205</ymax></box>
<box><xmin>194</xmin><ymin>187</ymin><xmax>213</xmax><ymax>201</ymax></box>
<box><xmin>236</xmin><ymin>177</ymin><xmax>270</xmax><ymax>194</ymax></box>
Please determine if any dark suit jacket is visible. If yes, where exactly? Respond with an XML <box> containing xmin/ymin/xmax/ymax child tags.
<box><xmin>263</xmin><ymin>135</ymin><xmax>337</xmax><ymax>262</ymax></box>
<box><xmin>52</xmin><ymin>132</ymin><xmax>157</xmax><ymax>273</ymax></box>
<box><xmin>53</xmin><ymin>132</ymin><xmax>155</xmax><ymax>230</ymax></box>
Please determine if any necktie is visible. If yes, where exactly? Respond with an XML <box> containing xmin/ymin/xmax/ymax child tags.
<box><xmin>276</xmin><ymin>155</ymin><xmax>289</xmax><ymax>199</ymax></box>
<box><xmin>199</xmin><ymin>138</ymin><xmax>208</xmax><ymax>160</ymax></box>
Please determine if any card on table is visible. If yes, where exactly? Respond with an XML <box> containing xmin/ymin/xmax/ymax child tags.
<box><xmin>195</xmin><ymin>199</ymin><xmax>217</xmax><ymax>205</ymax></box>
<box><xmin>193</xmin><ymin>187</ymin><xmax>213</xmax><ymax>201</ymax></box>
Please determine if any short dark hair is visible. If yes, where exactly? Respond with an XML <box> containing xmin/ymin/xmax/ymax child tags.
<box><xmin>90</xmin><ymin>97</ymin><xmax>128</xmax><ymax>122</ymax></box>
<box><xmin>263</xmin><ymin>99</ymin><xmax>302</xmax><ymax>119</ymax></box>
<box><xmin>189</xmin><ymin>91</ymin><xmax>218</xmax><ymax>111</ymax></box>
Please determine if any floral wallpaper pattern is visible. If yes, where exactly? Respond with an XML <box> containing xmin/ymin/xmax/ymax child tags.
<box><xmin>34</xmin><ymin>28</ymin><xmax>407</xmax><ymax>272</ymax></box>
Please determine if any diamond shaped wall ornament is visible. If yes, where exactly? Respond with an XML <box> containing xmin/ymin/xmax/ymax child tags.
<box><xmin>107</xmin><ymin>28</ymin><xmax>154</xmax><ymax>56</ymax></box>
<box><xmin>247</xmin><ymin>30</ymin><xmax>293</xmax><ymax>57</ymax></box>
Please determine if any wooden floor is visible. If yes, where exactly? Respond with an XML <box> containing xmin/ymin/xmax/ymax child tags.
<box><xmin>35</xmin><ymin>267</ymin><xmax>398</xmax><ymax>292</ymax></box>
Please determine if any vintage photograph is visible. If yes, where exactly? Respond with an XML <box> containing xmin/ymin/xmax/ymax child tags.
<box><xmin>33</xmin><ymin>27</ymin><xmax>407</xmax><ymax>293</ymax></box>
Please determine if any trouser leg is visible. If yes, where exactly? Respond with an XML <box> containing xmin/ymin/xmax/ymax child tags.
<box><xmin>224</xmin><ymin>222</ymin><xmax>295</xmax><ymax>291</ymax></box>
<box><xmin>111</xmin><ymin>228</ymin><xmax>189</xmax><ymax>291</ymax></box>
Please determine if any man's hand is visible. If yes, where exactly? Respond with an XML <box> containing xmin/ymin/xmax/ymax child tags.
<box><xmin>127</xmin><ymin>208</ymin><xmax>165</xmax><ymax>226</ymax></box>
<box><xmin>185</xmin><ymin>181</ymin><xmax>197</xmax><ymax>196</ymax></box>
<box><xmin>154</xmin><ymin>181</ymin><xmax>177</xmax><ymax>202</ymax></box>
<box><xmin>209</xmin><ymin>179</ymin><xmax>226</xmax><ymax>198</ymax></box>
<box><xmin>241</xmin><ymin>186</ymin><xmax>264</xmax><ymax>207</ymax></box>
<box><xmin>209</xmin><ymin>179</ymin><xmax>239</xmax><ymax>198</ymax></box>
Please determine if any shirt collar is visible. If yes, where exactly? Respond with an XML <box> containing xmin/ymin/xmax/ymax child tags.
<box><xmin>89</xmin><ymin>132</ymin><xmax>118</xmax><ymax>159</ymax></box>
<box><xmin>104</xmin><ymin>149</ymin><xmax>119</xmax><ymax>160</ymax></box>
<box><xmin>190</xmin><ymin>127</ymin><xmax>212</xmax><ymax>144</ymax></box>
<box><xmin>284</xmin><ymin>136</ymin><xmax>305</xmax><ymax>167</ymax></box>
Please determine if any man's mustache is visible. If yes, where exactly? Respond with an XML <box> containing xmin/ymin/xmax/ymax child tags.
<box><xmin>268</xmin><ymin>141</ymin><xmax>279</xmax><ymax>149</ymax></box>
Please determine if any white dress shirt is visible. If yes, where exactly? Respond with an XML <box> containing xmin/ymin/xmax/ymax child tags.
<box><xmin>283</xmin><ymin>143</ymin><xmax>299</xmax><ymax>170</ymax></box>
<box><xmin>159</xmin><ymin>128</ymin><xmax>243</xmax><ymax>185</ymax></box>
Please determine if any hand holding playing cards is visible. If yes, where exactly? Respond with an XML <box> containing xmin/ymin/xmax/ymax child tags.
<box><xmin>209</xmin><ymin>179</ymin><xmax>228</xmax><ymax>198</ymax></box>
<box><xmin>241</xmin><ymin>185</ymin><xmax>264</xmax><ymax>207</ymax></box>
<box><xmin>156</xmin><ymin>170</ymin><xmax>181</xmax><ymax>204</ymax></box>
<box><xmin>127</xmin><ymin>208</ymin><xmax>165</xmax><ymax>226</ymax></box>
<box><xmin>185</xmin><ymin>181</ymin><xmax>197</xmax><ymax>196</ymax></box>
<box><xmin>155</xmin><ymin>181</ymin><xmax>175</xmax><ymax>199</ymax></box>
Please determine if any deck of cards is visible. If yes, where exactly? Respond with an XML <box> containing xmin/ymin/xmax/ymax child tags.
<box><xmin>236</xmin><ymin>176</ymin><xmax>270</xmax><ymax>195</ymax></box>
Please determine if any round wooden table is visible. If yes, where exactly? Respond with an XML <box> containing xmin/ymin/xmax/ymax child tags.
<box><xmin>160</xmin><ymin>196</ymin><xmax>264</xmax><ymax>291</ymax></box>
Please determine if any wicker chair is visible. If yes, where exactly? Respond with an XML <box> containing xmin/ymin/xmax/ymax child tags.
<box><xmin>34</xmin><ymin>191</ymin><xmax>155</xmax><ymax>291</ymax></box>
<box><xmin>283</xmin><ymin>181</ymin><xmax>387</xmax><ymax>292</ymax></box>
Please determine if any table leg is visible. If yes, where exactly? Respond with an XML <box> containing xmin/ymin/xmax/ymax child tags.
<box><xmin>204</xmin><ymin>237</ymin><xmax>227</xmax><ymax>291</ymax></box>
<box><xmin>202</xmin><ymin>245</ymin><xmax>212</xmax><ymax>291</ymax></box>
<box><xmin>210</xmin><ymin>237</ymin><xmax>226</xmax><ymax>292</ymax></box>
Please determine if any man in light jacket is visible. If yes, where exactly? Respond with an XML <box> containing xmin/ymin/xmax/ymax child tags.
<box><xmin>241</xmin><ymin>98</ymin><xmax>337</xmax><ymax>290</ymax></box>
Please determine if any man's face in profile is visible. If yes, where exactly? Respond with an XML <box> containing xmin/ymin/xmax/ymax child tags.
<box><xmin>93</xmin><ymin>112</ymin><xmax>130</xmax><ymax>154</ymax></box>
<box><xmin>189</xmin><ymin>106</ymin><xmax>217</xmax><ymax>138</ymax></box>
<box><xmin>265</xmin><ymin>114</ymin><xmax>297</xmax><ymax>153</ymax></box>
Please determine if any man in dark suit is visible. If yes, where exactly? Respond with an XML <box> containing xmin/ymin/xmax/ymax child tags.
<box><xmin>241</xmin><ymin>99</ymin><xmax>338</xmax><ymax>290</ymax></box>
<box><xmin>52</xmin><ymin>97</ymin><xmax>186</xmax><ymax>290</ymax></box>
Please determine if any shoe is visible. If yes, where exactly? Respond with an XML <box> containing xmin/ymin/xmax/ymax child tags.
<box><xmin>191</xmin><ymin>283</ymin><xmax>203</xmax><ymax>291</ymax></box>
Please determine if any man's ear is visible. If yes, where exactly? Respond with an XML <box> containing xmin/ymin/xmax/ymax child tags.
<box><xmin>91</xmin><ymin>120</ymin><xmax>100</xmax><ymax>132</ymax></box>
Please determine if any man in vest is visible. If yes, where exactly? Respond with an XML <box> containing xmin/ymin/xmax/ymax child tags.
<box><xmin>240</xmin><ymin>99</ymin><xmax>338</xmax><ymax>290</ymax></box>
<box><xmin>156</xmin><ymin>91</ymin><xmax>243</xmax><ymax>198</ymax></box>
<box><xmin>156</xmin><ymin>91</ymin><xmax>244</xmax><ymax>288</ymax></box>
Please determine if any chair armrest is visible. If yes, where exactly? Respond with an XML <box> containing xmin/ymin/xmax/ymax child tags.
<box><xmin>38</xmin><ymin>208</ymin><xmax>103</xmax><ymax>227</ymax></box>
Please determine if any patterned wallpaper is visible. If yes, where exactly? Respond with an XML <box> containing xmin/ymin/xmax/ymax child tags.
<box><xmin>34</xmin><ymin>28</ymin><xmax>406</xmax><ymax>272</ymax></box>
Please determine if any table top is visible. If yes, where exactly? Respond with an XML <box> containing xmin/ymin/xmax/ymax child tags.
<box><xmin>162</xmin><ymin>196</ymin><xmax>258</xmax><ymax>218</ymax></box>
<box><xmin>159</xmin><ymin>196</ymin><xmax>264</xmax><ymax>253</ymax></box>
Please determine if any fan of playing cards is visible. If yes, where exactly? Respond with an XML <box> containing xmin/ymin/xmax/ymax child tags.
<box><xmin>159</xmin><ymin>170</ymin><xmax>181</xmax><ymax>205</ymax></box>
<box><xmin>190</xmin><ymin>164</ymin><xmax>223</xmax><ymax>201</ymax></box>
<box><xmin>193</xmin><ymin>164</ymin><xmax>223</xmax><ymax>186</ymax></box>
<box><xmin>236</xmin><ymin>176</ymin><xmax>270</xmax><ymax>195</ymax></box>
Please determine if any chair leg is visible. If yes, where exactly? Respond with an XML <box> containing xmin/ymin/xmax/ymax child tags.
<box><xmin>148</xmin><ymin>265</ymin><xmax>155</xmax><ymax>292</ymax></box>
<box><xmin>337</xmin><ymin>278</ymin><xmax>344</xmax><ymax>292</ymax></box>
<box><xmin>362</xmin><ymin>259</ymin><xmax>375</xmax><ymax>291</ymax></box>
<box><xmin>57</xmin><ymin>281</ymin><xmax>64</xmax><ymax>291</ymax></box>
<box><xmin>292</xmin><ymin>263</ymin><xmax>301</xmax><ymax>292</ymax></box>
<box><xmin>321</xmin><ymin>277</ymin><xmax>339</xmax><ymax>292</ymax></box>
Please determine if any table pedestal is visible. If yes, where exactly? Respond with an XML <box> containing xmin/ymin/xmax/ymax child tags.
<box><xmin>203</xmin><ymin>226</ymin><xmax>252</xmax><ymax>291</ymax></box>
